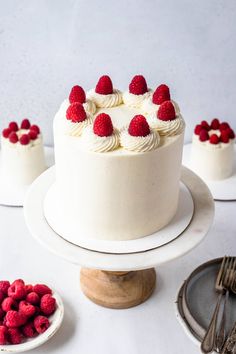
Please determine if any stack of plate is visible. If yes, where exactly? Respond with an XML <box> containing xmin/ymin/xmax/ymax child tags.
<box><xmin>176</xmin><ymin>258</ymin><xmax>236</xmax><ymax>352</ymax></box>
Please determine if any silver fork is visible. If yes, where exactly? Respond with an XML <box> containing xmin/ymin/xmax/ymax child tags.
<box><xmin>201</xmin><ymin>257</ymin><xmax>234</xmax><ymax>353</ymax></box>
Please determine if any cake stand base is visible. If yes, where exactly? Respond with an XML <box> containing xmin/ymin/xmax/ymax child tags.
<box><xmin>80</xmin><ymin>268</ymin><xmax>156</xmax><ymax>309</ymax></box>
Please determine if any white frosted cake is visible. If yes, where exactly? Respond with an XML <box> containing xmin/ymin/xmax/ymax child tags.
<box><xmin>191</xmin><ymin>119</ymin><xmax>235</xmax><ymax>180</ymax></box>
<box><xmin>1</xmin><ymin>119</ymin><xmax>46</xmax><ymax>186</ymax></box>
<box><xmin>44</xmin><ymin>75</ymin><xmax>185</xmax><ymax>242</ymax></box>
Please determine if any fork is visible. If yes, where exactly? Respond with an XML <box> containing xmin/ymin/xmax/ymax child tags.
<box><xmin>201</xmin><ymin>257</ymin><xmax>236</xmax><ymax>354</ymax></box>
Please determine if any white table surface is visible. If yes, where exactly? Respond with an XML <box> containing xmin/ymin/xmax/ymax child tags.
<box><xmin>0</xmin><ymin>199</ymin><xmax>235</xmax><ymax>354</ymax></box>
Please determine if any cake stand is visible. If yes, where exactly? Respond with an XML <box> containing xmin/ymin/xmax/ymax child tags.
<box><xmin>24</xmin><ymin>166</ymin><xmax>214</xmax><ymax>309</ymax></box>
<box><xmin>183</xmin><ymin>143</ymin><xmax>236</xmax><ymax>201</ymax></box>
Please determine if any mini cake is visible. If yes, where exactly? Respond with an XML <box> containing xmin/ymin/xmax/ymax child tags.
<box><xmin>191</xmin><ymin>119</ymin><xmax>235</xmax><ymax>180</ymax></box>
<box><xmin>44</xmin><ymin>75</ymin><xmax>185</xmax><ymax>242</ymax></box>
<box><xmin>1</xmin><ymin>119</ymin><xmax>46</xmax><ymax>186</ymax></box>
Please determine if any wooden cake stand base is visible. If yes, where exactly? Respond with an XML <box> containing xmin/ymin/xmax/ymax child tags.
<box><xmin>80</xmin><ymin>268</ymin><xmax>156</xmax><ymax>309</ymax></box>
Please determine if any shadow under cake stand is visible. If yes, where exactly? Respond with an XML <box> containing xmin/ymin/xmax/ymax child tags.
<box><xmin>24</xmin><ymin>166</ymin><xmax>214</xmax><ymax>309</ymax></box>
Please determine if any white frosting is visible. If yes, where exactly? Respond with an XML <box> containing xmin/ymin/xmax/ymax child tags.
<box><xmin>120</xmin><ymin>128</ymin><xmax>160</xmax><ymax>152</ymax></box>
<box><xmin>142</xmin><ymin>97</ymin><xmax>180</xmax><ymax>115</ymax></box>
<box><xmin>64</xmin><ymin>114</ymin><xmax>93</xmax><ymax>137</ymax></box>
<box><xmin>82</xmin><ymin>126</ymin><xmax>120</xmax><ymax>152</ymax></box>
<box><xmin>147</xmin><ymin>114</ymin><xmax>185</xmax><ymax>136</ymax></box>
<box><xmin>83</xmin><ymin>99</ymin><xmax>97</xmax><ymax>114</ymax></box>
<box><xmin>122</xmin><ymin>90</ymin><xmax>152</xmax><ymax>108</ymax></box>
<box><xmin>87</xmin><ymin>89</ymin><xmax>123</xmax><ymax>108</ymax></box>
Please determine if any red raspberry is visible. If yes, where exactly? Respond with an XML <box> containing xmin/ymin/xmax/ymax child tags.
<box><xmin>1</xmin><ymin>297</ymin><xmax>18</xmax><ymax>312</ymax></box>
<box><xmin>0</xmin><ymin>309</ymin><xmax>5</xmax><ymax>320</ymax></box>
<box><xmin>225</xmin><ymin>128</ymin><xmax>235</xmax><ymax>139</ymax></box>
<box><xmin>26</xmin><ymin>292</ymin><xmax>40</xmax><ymax>305</ymax></box>
<box><xmin>34</xmin><ymin>315</ymin><xmax>50</xmax><ymax>334</ymax></box>
<box><xmin>209</xmin><ymin>134</ymin><xmax>219</xmax><ymax>144</ymax></box>
<box><xmin>8</xmin><ymin>121</ymin><xmax>19</xmax><ymax>132</ymax></box>
<box><xmin>152</xmin><ymin>84</ymin><xmax>170</xmax><ymax>105</ymax></box>
<box><xmin>129</xmin><ymin>75</ymin><xmax>148</xmax><ymax>95</ymax></box>
<box><xmin>95</xmin><ymin>75</ymin><xmax>113</xmax><ymax>95</ymax></box>
<box><xmin>8</xmin><ymin>328</ymin><xmax>22</xmax><ymax>344</ymax></box>
<box><xmin>21</xmin><ymin>119</ymin><xmax>31</xmax><ymax>129</ymax></box>
<box><xmin>30</xmin><ymin>125</ymin><xmax>40</xmax><ymax>134</ymax></box>
<box><xmin>22</xmin><ymin>321</ymin><xmax>36</xmax><ymax>338</ymax></box>
<box><xmin>33</xmin><ymin>284</ymin><xmax>52</xmax><ymax>297</ymax></box>
<box><xmin>66</xmin><ymin>103</ymin><xmax>87</xmax><ymax>123</ymax></box>
<box><xmin>128</xmin><ymin>115</ymin><xmax>150</xmax><ymax>137</ymax></box>
<box><xmin>157</xmin><ymin>101</ymin><xmax>176</xmax><ymax>121</ymax></box>
<box><xmin>40</xmin><ymin>294</ymin><xmax>56</xmax><ymax>316</ymax></box>
<box><xmin>0</xmin><ymin>281</ymin><xmax>10</xmax><ymax>295</ymax></box>
<box><xmin>93</xmin><ymin>113</ymin><xmax>113</xmax><ymax>137</ymax></box>
<box><xmin>25</xmin><ymin>284</ymin><xmax>33</xmax><ymax>294</ymax></box>
<box><xmin>210</xmin><ymin>118</ymin><xmax>220</xmax><ymax>130</ymax></box>
<box><xmin>69</xmin><ymin>85</ymin><xmax>86</xmax><ymax>104</ymax></box>
<box><xmin>12</xmin><ymin>279</ymin><xmax>25</xmax><ymax>286</ymax></box>
<box><xmin>194</xmin><ymin>124</ymin><xmax>202</xmax><ymax>135</ymax></box>
<box><xmin>28</xmin><ymin>130</ymin><xmax>38</xmax><ymax>140</ymax></box>
<box><xmin>19</xmin><ymin>300</ymin><xmax>35</xmax><ymax>317</ymax></box>
<box><xmin>9</xmin><ymin>132</ymin><xmax>18</xmax><ymax>144</ymax></box>
<box><xmin>219</xmin><ymin>122</ymin><xmax>230</xmax><ymax>131</ymax></box>
<box><xmin>2</xmin><ymin>128</ymin><xmax>11</xmax><ymax>138</ymax></box>
<box><xmin>19</xmin><ymin>134</ymin><xmax>30</xmax><ymax>145</ymax></box>
<box><xmin>8</xmin><ymin>283</ymin><xmax>26</xmax><ymax>300</ymax></box>
<box><xmin>5</xmin><ymin>311</ymin><xmax>27</xmax><ymax>327</ymax></box>
<box><xmin>0</xmin><ymin>325</ymin><xmax>8</xmax><ymax>344</ymax></box>
<box><xmin>220</xmin><ymin>131</ymin><xmax>230</xmax><ymax>143</ymax></box>
<box><xmin>201</xmin><ymin>120</ymin><xmax>210</xmax><ymax>130</ymax></box>
<box><xmin>199</xmin><ymin>130</ymin><xmax>209</xmax><ymax>142</ymax></box>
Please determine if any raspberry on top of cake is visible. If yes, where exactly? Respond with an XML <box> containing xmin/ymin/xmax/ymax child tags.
<box><xmin>2</xmin><ymin>119</ymin><xmax>41</xmax><ymax>146</ymax></box>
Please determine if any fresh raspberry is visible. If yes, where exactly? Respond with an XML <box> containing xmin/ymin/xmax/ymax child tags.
<box><xmin>19</xmin><ymin>134</ymin><xmax>30</xmax><ymax>145</ymax></box>
<box><xmin>40</xmin><ymin>294</ymin><xmax>56</xmax><ymax>316</ymax></box>
<box><xmin>22</xmin><ymin>321</ymin><xmax>36</xmax><ymax>338</ymax></box>
<box><xmin>194</xmin><ymin>124</ymin><xmax>202</xmax><ymax>135</ymax></box>
<box><xmin>152</xmin><ymin>84</ymin><xmax>170</xmax><ymax>105</ymax></box>
<box><xmin>28</xmin><ymin>130</ymin><xmax>38</xmax><ymax>140</ymax></box>
<box><xmin>9</xmin><ymin>132</ymin><xmax>18</xmax><ymax>144</ymax></box>
<box><xmin>225</xmin><ymin>128</ymin><xmax>235</xmax><ymax>139</ymax></box>
<box><xmin>201</xmin><ymin>120</ymin><xmax>210</xmax><ymax>130</ymax></box>
<box><xmin>1</xmin><ymin>297</ymin><xmax>18</xmax><ymax>312</ymax></box>
<box><xmin>30</xmin><ymin>125</ymin><xmax>40</xmax><ymax>134</ymax></box>
<box><xmin>8</xmin><ymin>121</ymin><xmax>19</xmax><ymax>132</ymax></box>
<box><xmin>210</xmin><ymin>118</ymin><xmax>220</xmax><ymax>130</ymax></box>
<box><xmin>25</xmin><ymin>284</ymin><xmax>33</xmax><ymax>293</ymax></box>
<box><xmin>209</xmin><ymin>134</ymin><xmax>219</xmax><ymax>144</ymax></box>
<box><xmin>0</xmin><ymin>325</ymin><xmax>8</xmax><ymax>344</ymax></box>
<box><xmin>0</xmin><ymin>309</ymin><xmax>5</xmax><ymax>320</ymax></box>
<box><xmin>8</xmin><ymin>283</ymin><xmax>26</xmax><ymax>300</ymax></box>
<box><xmin>2</xmin><ymin>128</ymin><xmax>11</xmax><ymax>138</ymax></box>
<box><xmin>157</xmin><ymin>101</ymin><xmax>176</xmax><ymax>121</ymax></box>
<box><xmin>21</xmin><ymin>119</ymin><xmax>31</xmax><ymax>129</ymax></box>
<box><xmin>0</xmin><ymin>291</ymin><xmax>5</xmax><ymax>304</ymax></box>
<box><xmin>219</xmin><ymin>122</ymin><xmax>230</xmax><ymax>131</ymax></box>
<box><xmin>66</xmin><ymin>103</ymin><xmax>87</xmax><ymax>123</ymax></box>
<box><xmin>0</xmin><ymin>281</ymin><xmax>10</xmax><ymax>295</ymax></box>
<box><xmin>128</xmin><ymin>115</ymin><xmax>150</xmax><ymax>137</ymax></box>
<box><xmin>5</xmin><ymin>311</ymin><xmax>27</xmax><ymax>327</ymax></box>
<box><xmin>8</xmin><ymin>328</ymin><xmax>22</xmax><ymax>344</ymax></box>
<box><xmin>34</xmin><ymin>315</ymin><xmax>50</xmax><ymax>334</ymax></box>
<box><xmin>129</xmin><ymin>75</ymin><xmax>148</xmax><ymax>95</ymax></box>
<box><xmin>220</xmin><ymin>131</ymin><xmax>230</xmax><ymax>143</ymax></box>
<box><xmin>199</xmin><ymin>130</ymin><xmax>209</xmax><ymax>142</ymax></box>
<box><xmin>19</xmin><ymin>300</ymin><xmax>35</xmax><ymax>317</ymax></box>
<box><xmin>26</xmin><ymin>292</ymin><xmax>40</xmax><ymax>305</ymax></box>
<box><xmin>69</xmin><ymin>85</ymin><xmax>86</xmax><ymax>104</ymax></box>
<box><xmin>93</xmin><ymin>113</ymin><xmax>113</xmax><ymax>137</ymax></box>
<box><xmin>95</xmin><ymin>75</ymin><xmax>113</xmax><ymax>95</ymax></box>
<box><xmin>12</xmin><ymin>279</ymin><xmax>25</xmax><ymax>286</ymax></box>
<box><xmin>33</xmin><ymin>284</ymin><xmax>52</xmax><ymax>297</ymax></box>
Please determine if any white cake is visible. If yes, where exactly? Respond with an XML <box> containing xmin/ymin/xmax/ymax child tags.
<box><xmin>1</xmin><ymin>120</ymin><xmax>46</xmax><ymax>186</ymax></box>
<box><xmin>191</xmin><ymin>119</ymin><xmax>235</xmax><ymax>181</ymax></box>
<box><xmin>44</xmin><ymin>75</ymin><xmax>185</xmax><ymax>242</ymax></box>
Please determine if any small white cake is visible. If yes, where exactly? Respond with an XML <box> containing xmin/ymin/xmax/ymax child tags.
<box><xmin>44</xmin><ymin>75</ymin><xmax>185</xmax><ymax>242</ymax></box>
<box><xmin>191</xmin><ymin>119</ymin><xmax>235</xmax><ymax>181</ymax></box>
<box><xmin>1</xmin><ymin>119</ymin><xmax>46</xmax><ymax>186</ymax></box>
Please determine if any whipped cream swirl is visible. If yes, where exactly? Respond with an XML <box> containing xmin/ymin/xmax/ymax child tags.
<box><xmin>147</xmin><ymin>114</ymin><xmax>185</xmax><ymax>136</ymax></box>
<box><xmin>120</xmin><ymin>128</ymin><xmax>160</xmax><ymax>152</ymax></box>
<box><xmin>82</xmin><ymin>126</ymin><xmax>120</xmax><ymax>152</ymax></box>
<box><xmin>64</xmin><ymin>114</ymin><xmax>94</xmax><ymax>137</ymax></box>
<box><xmin>142</xmin><ymin>98</ymin><xmax>180</xmax><ymax>115</ymax></box>
<box><xmin>87</xmin><ymin>89</ymin><xmax>123</xmax><ymax>108</ymax></box>
<box><xmin>123</xmin><ymin>90</ymin><xmax>152</xmax><ymax>108</ymax></box>
<box><xmin>83</xmin><ymin>99</ymin><xmax>97</xmax><ymax>114</ymax></box>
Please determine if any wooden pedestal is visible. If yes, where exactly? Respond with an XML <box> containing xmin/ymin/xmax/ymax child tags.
<box><xmin>80</xmin><ymin>268</ymin><xmax>156</xmax><ymax>309</ymax></box>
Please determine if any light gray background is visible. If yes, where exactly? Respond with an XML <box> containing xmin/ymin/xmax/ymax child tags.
<box><xmin>0</xmin><ymin>0</ymin><xmax>236</xmax><ymax>145</ymax></box>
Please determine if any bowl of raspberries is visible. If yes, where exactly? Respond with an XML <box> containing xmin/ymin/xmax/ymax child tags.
<box><xmin>0</xmin><ymin>279</ymin><xmax>64</xmax><ymax>352</ymax></box>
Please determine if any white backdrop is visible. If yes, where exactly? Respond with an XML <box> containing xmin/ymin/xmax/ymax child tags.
<box><xmin>0</xmin><ymin>0</ymin><xmax>236</xmax><ymax>145</ymax></box>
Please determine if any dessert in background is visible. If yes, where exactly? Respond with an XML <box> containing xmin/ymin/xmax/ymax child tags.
<box><xmin>1</xmin><ymin>119</ymin><xmax>46</xmax><ymax>187</ymax></box>
<box><xmin>191</xmin><ymin>118</ymin><xmax>235</xmax><ymax>180</ymax></box>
